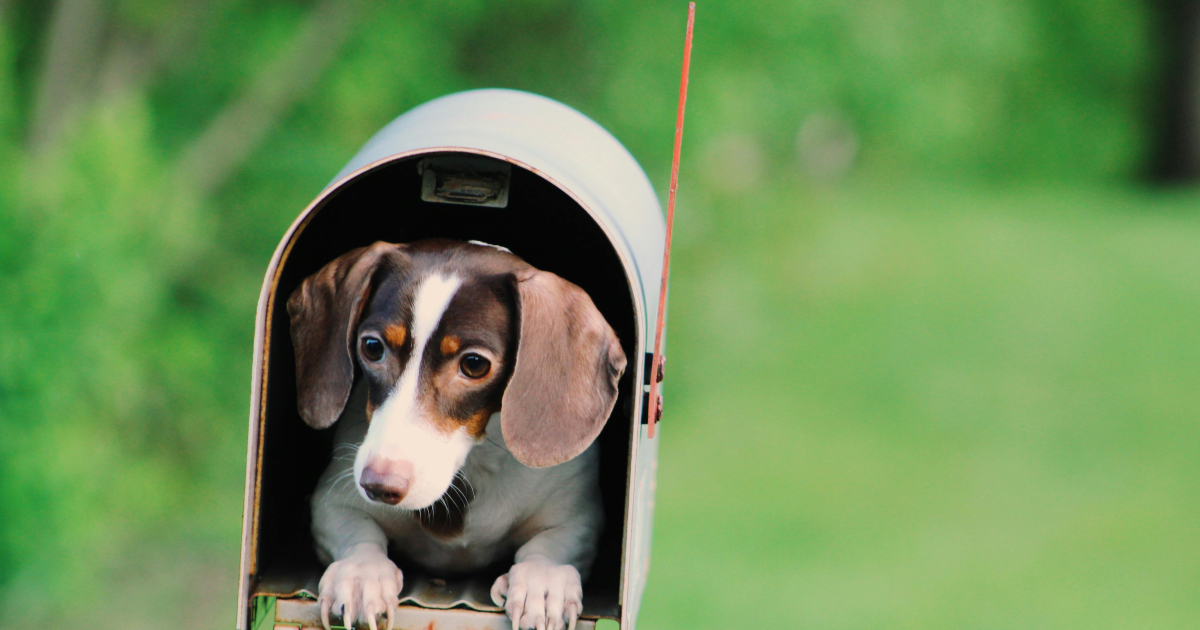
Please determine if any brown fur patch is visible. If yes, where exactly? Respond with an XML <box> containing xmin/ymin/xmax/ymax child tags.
<box><xmin>425</xmin><ymin>407</ymin><xmax>493</xmax><ymax>438</ymax></box>
<box><xmin>465</xmin><ymin>407</ymin><xmax>493</xmax><ymax>439</ymax></box>
<box><xmin>501</xmin><ymin>268</ymin><xmax>626</xmax><ymax>467</ymax></box>
<box><xmin>384</xmin><ymin>325</ymin><xmax>407</xmax><ymax>348</ymax></box>
<box><xmin>440</xmin><ymin>335</ymin><xmax>461</xmax><ymax>356</ymax></box>
<box><xmin>287</xmin><ymin>242</ymin><xmax>406</xmax><ymax>429</ymax></box>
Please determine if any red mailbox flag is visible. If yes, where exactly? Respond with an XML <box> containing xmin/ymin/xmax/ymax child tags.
<box><xmin>648</xmin><ymin>2</ymin><xmax>694</xmax><ymax>439</ymax></box>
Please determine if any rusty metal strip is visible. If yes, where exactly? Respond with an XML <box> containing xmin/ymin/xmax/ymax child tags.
<box><xmin>256</xmin><ymin>573</ymin><xmax>501</xmax><ymax>613</ymax></box>
<box><xmin>275</xmin><ymin>600</ymin><xmax>598</xmax><ymax>630</ymax></box>
<box><xmin>647</xmin><ymin>2</ymin><xmax>695</xmax><ymax>439</ymax></box>
<box><xmin>254</xmin><ymin>568</ymin><xmax>620</xmax><ymax>621</ymax></box>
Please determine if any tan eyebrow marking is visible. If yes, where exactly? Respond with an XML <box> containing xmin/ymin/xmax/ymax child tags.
<box><xmin>465</xmin><ymin>408</ymin><xmax>492</xmax><ymax>439</ymax></box>
<box><xmin>430</xmin><ymin>407</ymin><xmax>493</xmax><ymax>438</ymax></box>
<box><xmin>440</xmin><ymin>335</ymin><xmax>461</xmax><ymax>356</ymax></box>
<box><xmin>384</xmin><ymin>325</ymin><xmax>407</xmax><ymax>348</ymax></box>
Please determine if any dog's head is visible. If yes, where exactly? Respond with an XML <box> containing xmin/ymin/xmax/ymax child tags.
<box><xmin>287</xmin><ymin>240</ymin><xmax>627</xmax><ymax>509</ymax></box>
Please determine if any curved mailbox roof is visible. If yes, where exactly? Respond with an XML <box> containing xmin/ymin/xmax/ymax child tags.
<box><xmin>330</xmin><ymin>88</ymin><xmax>666</xmax><ymax>344</ymax></box>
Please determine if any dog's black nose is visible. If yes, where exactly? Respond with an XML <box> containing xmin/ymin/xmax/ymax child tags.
<box><xmin>360</xmin><ymin>458</ymin><xmax>413</xmax><ymax>505</ymax></box>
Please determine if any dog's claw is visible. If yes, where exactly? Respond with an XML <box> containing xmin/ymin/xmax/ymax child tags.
<box><xmin>321</xmin><ymin>598</ymin><xmax>333</xmax><ymax>630</ymax></box>
<box><xmin>491</xmin><ymin>574</ymin><xmax>509</xmax><ymax>607</ymax></box>
<box><xmin>317</xmin><ymin>548</ymin><xmax>403</xmax><ymax>630</ymax></box>
<box><xmin>494</xmin><ymin>561</ymin><xmax>581</xmax><ymax>630</ymax></box>
<box><xmin>365</xmin><ymin>597</ymin><xmax>383</xmax><ymax>630</ymax></box>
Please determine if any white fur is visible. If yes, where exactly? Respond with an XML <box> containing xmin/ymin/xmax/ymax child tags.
<box><xmin>354</xmin><ymin>273</ymin><xmax>471</xmax><ymax>509</ymax></box>
<box><xmin>467</xmin><ymin>239</ymin><xmax>513</xmax><ymax>254</ymax></box>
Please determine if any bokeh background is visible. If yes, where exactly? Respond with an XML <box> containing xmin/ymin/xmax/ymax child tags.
<box><xmin>2</xmin><ymin>0</ymin><xmax>1200</xmax><ymax>627</ymax></box>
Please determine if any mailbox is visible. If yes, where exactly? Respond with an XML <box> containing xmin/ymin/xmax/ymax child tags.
<box><xmin>237</xmin><ymin>89</ymin><xmax>665</xmax><ymax>630</ymax></box>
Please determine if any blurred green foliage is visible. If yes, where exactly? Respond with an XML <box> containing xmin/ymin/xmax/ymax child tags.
<box><xmin>0</xmin><ymin>0</ymin><xmax>1195</xmax><ymax>627</ymax></box>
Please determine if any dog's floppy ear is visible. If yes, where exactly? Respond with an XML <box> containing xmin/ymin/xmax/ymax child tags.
<box><xmin>501</xmin><ymin>269</ymin><xmax>627</xmax><ymax>468</ymax></box>
<box><xmin>286</xmin><ymin>241</ymin><xmax>406</xmax><ymax>429</ymax></box>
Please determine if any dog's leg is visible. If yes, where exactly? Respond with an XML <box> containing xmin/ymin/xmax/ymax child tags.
<box><xmin>313</xmin><ymin>468</ymin><xmax>402</xmax><ymax>630</ymax></box>
<box><xmin>316</xmin><ymin>539</ymin><xmax>402</xmax><ymax>630</ymax></box>
<box><xmin>490</xmin><ymin>444</ymin><xmax>604</xmax><ymax>630</ymax></box>
<box><xmin>491</xmin><ymin>517</ymin><xmax>601</xmax><ymax>630</ymax></box>
<box><xmin>492</xmin><ymin>553</ymin><xmax>583</xmax><ymax>630</ymax></box>
<box><xmin>309</xmin><ymin>384</ymin><xmax>405</xmax><ymax>630</ymax></box>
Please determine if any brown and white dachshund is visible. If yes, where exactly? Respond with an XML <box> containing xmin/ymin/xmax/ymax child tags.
<box><xmin>288</xmin><ymin>239</ymin><xmax>626</xmax><ymax>630</ymax></box>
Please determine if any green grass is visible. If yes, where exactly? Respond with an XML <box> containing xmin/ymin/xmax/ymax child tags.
<box><xmin>641</xmin><ymin>181</ymin><xmax>1200</xmax><ymax>629</ymax></box>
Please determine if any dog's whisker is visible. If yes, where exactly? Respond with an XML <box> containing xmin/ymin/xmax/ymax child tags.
<box><xmin>330</xmin><ymin>443</ymin><xmax>362</xmax><ymax>464</ymax></box>
<box><xmin>454</xmin><ymin>470</ymin><xmax>476</xmax><ymax>497</ymax></box>
<box><xmin>330</xmin><ymin>443</ymin><xmax>360</xmax><ymax>455</ymax></box>
<box><xmin>450</xmin><ymin>483</ymin><xmax>469</xmax><ymax>509</ymax></box>
<box><xmin>329</xmin><ymin>474</ymin><xmax>348</xmax><ymax>491</ymax></box>
<box><xmin>329</xmin><ymin>467</ymin><xmax>361</xmax><ymax>496</ymax></box>
<box><xmin>449</xmin><ymin>475</ymin><xmax>470</xmax><ymax>507</ymax></box>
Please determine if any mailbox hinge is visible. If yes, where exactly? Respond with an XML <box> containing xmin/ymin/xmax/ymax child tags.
<box><xmin>640</xmin><ymin>352</ymin><xmax>665</xmax><ymax>425</ymax></box>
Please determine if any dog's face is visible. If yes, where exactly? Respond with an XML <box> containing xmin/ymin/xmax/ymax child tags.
<box><xmin>351</xmin><ymin>261</ymin><xmax>515</xmax><ymax>509</ymax></box>
<box><xmin>287</xmin><ymin>240</ymin><xmax>626</xmax><ymax>511</ymax></box>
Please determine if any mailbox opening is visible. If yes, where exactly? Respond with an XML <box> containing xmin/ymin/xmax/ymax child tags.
<box><xmin>245</xmin><ymin>152</ymin><xmax>639</xmax><ymax>626</ymax></box>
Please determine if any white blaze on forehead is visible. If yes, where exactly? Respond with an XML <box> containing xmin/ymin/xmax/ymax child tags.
<box><xmin>410</xmin><ymin>273</ymin><xmax>464</xmax><ymax>350</ymax></box>
<box><xmin>383</xmin><ymin>272</ymin><xmax>462</xmax><ymax>421</ymax></box>
<box><xmin>356</xmin><ymin>272</ymin><xmax>471</xmax><ymax>509</ymax></box>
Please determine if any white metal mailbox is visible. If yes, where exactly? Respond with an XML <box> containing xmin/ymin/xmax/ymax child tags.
<box><xmin>237</xmin><ymin>89</ymin><xmax>666</xmax><ymax>630</ymax></box>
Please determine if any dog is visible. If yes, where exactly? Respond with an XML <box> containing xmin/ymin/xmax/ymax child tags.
<box><xmin>287</xmin><ymin>239</ymin><xmax>627</xmax><ymax>630</ymax></box>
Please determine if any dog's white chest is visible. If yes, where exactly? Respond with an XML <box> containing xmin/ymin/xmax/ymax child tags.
<box><xmin>317</xmin><ymin>409</ymin><xmax>598</xmax><ymax>575</ymax></box>
<box><xmin>373</xmin><ymin>436</ymin><xmax>531</xmax><ymax>572</ymax></box>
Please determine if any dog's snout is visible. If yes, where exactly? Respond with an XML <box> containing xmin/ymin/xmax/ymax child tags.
<box><xmin>360</xmin><ymin>458</ymin><xmax>414</xmax><ymax>505</ymax></box>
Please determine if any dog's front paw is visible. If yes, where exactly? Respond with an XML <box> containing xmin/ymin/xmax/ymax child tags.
<box><xmin>490</xmin><ymin>558</ymin><xmax>583</xmax><ymax>630</ymax></box>
<box><xmin>318</xmin><ymin>544</ymin><xmax>403</xmax><ymax>630</ymax></box>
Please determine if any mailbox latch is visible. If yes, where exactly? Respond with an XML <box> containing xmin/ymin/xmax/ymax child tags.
<box><xmin>419</xmin><ymin>155</ymin><xmax>511</xmax><ymax>208</ymax></box>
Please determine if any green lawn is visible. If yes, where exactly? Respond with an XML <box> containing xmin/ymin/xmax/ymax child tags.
<box><xmin>641</xmin><ymin>181</ymin><xmax>1200</xmax><ymax>629</ymax></box>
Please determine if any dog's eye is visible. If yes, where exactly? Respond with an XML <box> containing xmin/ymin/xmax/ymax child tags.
<box><xmin>360</xmin><ymin>336</ymin><xmax>385</xmax><ymax>362</ymax></box>
<box><xmin>459</xmin><ymin>353</ymin><xmax>491</xmax><ymax>379</ymax></box>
